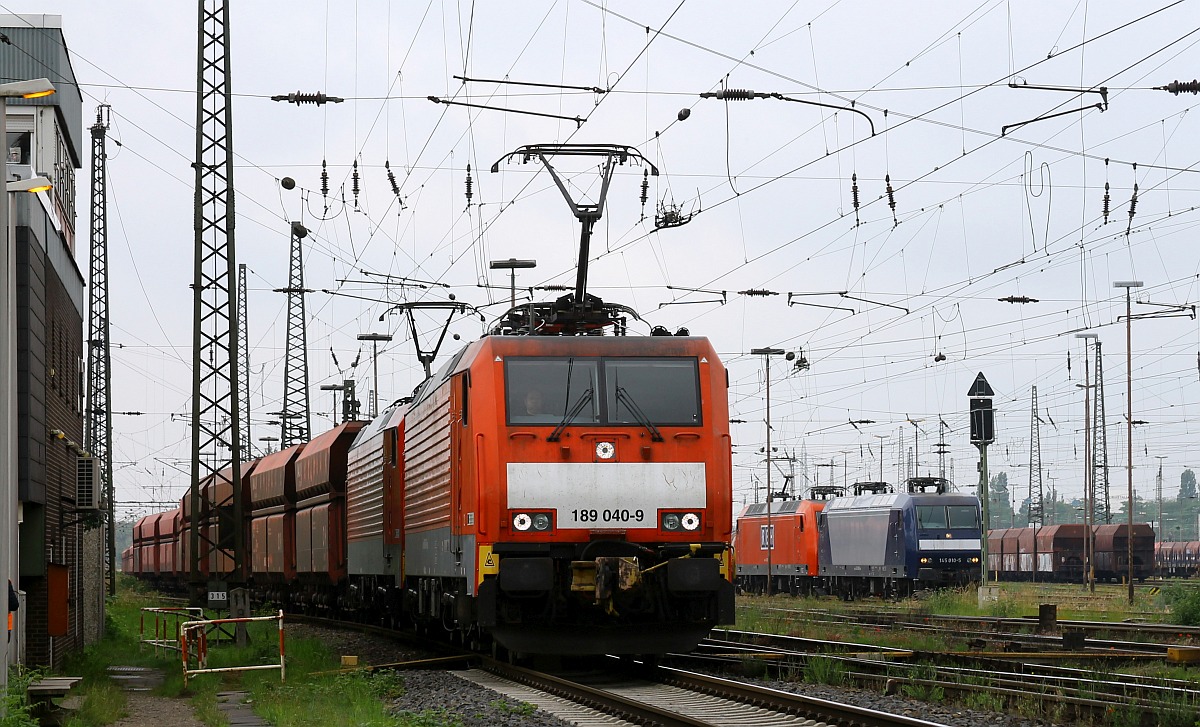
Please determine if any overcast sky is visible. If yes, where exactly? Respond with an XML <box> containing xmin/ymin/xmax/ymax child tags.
<box><xmin>15</xmin><ymin>1</ymin><xmax>1200</xmax><ymax>519</ymax></box>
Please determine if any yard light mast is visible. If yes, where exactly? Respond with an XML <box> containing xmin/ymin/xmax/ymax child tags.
<box><xmin>1114</xmin><ymin>280</ymin><xmax>1143</xmax><ymax>604</ymax></box>
<box><xmin>752</xmin><ymin>348</ymin><xmax>787</xmax><ymax>596</ymax></box>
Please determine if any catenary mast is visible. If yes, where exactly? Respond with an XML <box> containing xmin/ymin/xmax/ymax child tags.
<box><xmin>85</xmin><ymin>104</ymin><xmax>115</xmax><ymax>596</ymax></box>
<box><xmin>189</xmin><ymin>0</ymin><xmax>243</xmax><ymax>590</ymax></box>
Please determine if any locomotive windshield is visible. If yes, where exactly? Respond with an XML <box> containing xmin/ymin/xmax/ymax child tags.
<box><xmin>947</xmin><ymin>505</ymin><xmax>979</xmax><ymax>529</ymax></box>
<box><xmin>917</xmin><ymin>505</ymin><xmax>980</xmax><ymax>530</ymax></box>
<box><xmin>605</xmin><ymin>358</ymin><xmax>700</xmax><ymax>426</ymax></box>
<box><xmin>506</xmin><ymin>358</ymin><xmax>599</xmax><ymax>425</ymax></box>
<box><xmin>505</xmin><ymin>356</ymin><xmax>700</xmax><ymax>426</ymax></box>
<box><xmin>916</xmin><ymin>506</ymin><xmax>948</xmax><ymax>529</ymax></box>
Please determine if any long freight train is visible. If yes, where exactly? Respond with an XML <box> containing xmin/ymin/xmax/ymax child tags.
<box><xmin>735</xmin><ymin>477</ymin><xmax>983</xmax><ymax>598</ymax></box>
<box><xmin>987</xmin><ymin>524</ymin><xmax>1155</xmax><ymax>582</ymax></box>
<box><xmin>126</xmin><ymin>318</ymin><xmax>735</xmax><ymax>655</ymax></box>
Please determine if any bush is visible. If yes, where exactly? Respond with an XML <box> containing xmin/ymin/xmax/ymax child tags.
<box><xmin>2</xmin><ymin>667</ymin><xmax>41</xmax><ymax>727</ymax></box>
<box><xmin>1163</xmin><ymin>586</ymin><xmax>1200</xmax><ymax>626</ymax></box>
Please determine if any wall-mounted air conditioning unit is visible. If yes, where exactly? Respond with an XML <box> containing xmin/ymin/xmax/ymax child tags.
<box><xmin>76</xmin><ymin>456</ymin><xmax>103</xmax><ymax>510</ymax></box>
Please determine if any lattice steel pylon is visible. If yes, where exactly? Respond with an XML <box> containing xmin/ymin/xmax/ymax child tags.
<box><xmin>1028</xmin><ymin>386</ymin><xmax>1044</xmax><ymax>527</ymax></box>
<box><xmin>276</xmin><ymin>222</ymin><xmax>311</xmax><ymax>448</ymax></box>
<box><xmin>237</xmin><ymin>263</ymin><xmax>251</xmax><ymax>461</ymax></box>
<box><xmin>84</xmin><ymin>104</ymin><xmax>115</xmax><ymax>596</ymax></box>
<box><xmin>1093</xmin><ymin>340</ymin><xmax>1111</xmax><ymax>523</ymax></box>
<box><xmin>189</xmin><ymin>0</ymin><xmax>243</xmax><ymax>588</ymax></box>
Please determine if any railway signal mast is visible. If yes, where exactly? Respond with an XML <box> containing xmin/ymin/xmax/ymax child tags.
<box><xmin>968</xmin><ymin>373</ymin><xmax>995</xmax><ymax>585</ymax></box>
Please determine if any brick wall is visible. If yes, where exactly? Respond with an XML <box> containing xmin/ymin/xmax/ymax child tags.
<box><xmin>17</xmin><ymin>214</ymin><xmax>88</xmax><ymax>668</ymax></box>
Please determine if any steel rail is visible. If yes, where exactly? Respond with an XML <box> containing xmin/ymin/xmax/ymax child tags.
<box><xmin>482</xmin><ymin>658</ymin><xmax>715</xmax><ymax>727</ymax></box>
<box><xmin>651</xmin><ymin>664</ymin><xmax>949</xmax><ymax>726</ymax></box>
<box><xmin>699</xmin><ymin>628</ymin><xmax>1199</xmax><ymax>723</ymax></box>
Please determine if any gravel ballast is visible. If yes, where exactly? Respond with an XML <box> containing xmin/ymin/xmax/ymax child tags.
<box><xmin>290</xmin><ymin>622</ymin><xmax>1061</xmax><ymax>726</ymax></box>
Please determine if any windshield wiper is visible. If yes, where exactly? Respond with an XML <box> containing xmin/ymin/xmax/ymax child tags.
<box><xmin>548</xmin><ymin>388</ymin><xmax>593</xmax><ymax>442</ymax></box>
<box><xmin>615</xmin><ymin>387</ymin><xmax>664</xmax><ymax>442</ymax></box>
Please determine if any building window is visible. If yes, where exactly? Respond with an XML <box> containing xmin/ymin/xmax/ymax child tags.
<box><xmin>54</xmin><ymin>128</ymin><xmax>75</xmax><ymax>225</ymax></box>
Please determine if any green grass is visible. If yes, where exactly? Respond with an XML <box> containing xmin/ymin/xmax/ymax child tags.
<box><xmin>734</xmin><ymin>584</ymin><xmax>1200</xmax><ymax>727</ymax></box>
<box><xmin>490</xmin><ymin>699</ymin><xmax>536</xmax><ymax>717</ymax></box>
<box><xmin>801</xmin><ymin>655</ymin><xmax>847</xmax><ymax>686</ymax></box>
<box><xmin>54</xmin><ymin>577</ymin><xmax>449</xmax><ymax>727</ymax></box>
<box><xmin>3</xmin><ymin>666</ymin><xmax>42</xmax><ymax>727</ymax></box>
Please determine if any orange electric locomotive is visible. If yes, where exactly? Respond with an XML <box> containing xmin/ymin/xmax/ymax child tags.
<box><xmin>342</xmin><ymin>326</ymin><xmax>736</xmax><ymax>655</ymax></box>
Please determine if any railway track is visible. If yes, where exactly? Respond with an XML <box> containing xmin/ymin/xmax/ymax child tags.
<box><xmin>286</xmin><ymin>614</ymin><xmax>950</xmax><ymax>726</ymax></box>
<box><xmin>751</xmin><ymin>604</ymin><xmax>1200</xmax><ymax>647</ymax></box>
<box><xmin>694</xmin><ymin>629</ymin><xmax>1200</xmax><ymax>725</ymax></box>
<box><xmin>478</xmin><ymin>658</ymin><xmax>949</xmax><ymax>726</ymax></box>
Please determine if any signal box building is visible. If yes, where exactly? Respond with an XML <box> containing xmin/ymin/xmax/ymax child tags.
<box><xmin>2</xmin><ymin>13</ymin><xmax>103</xmax><ymax>668</ymax></box>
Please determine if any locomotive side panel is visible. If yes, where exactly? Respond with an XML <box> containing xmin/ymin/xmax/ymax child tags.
<box><xmin>819</xmin><ymin>504</ymin><xmax>901</xmax><ymax>575</ymax></box>
<box><xmin>404</xmin><ymin>380</ymin><xmax>467</xmax><ymax>581</ymax></box>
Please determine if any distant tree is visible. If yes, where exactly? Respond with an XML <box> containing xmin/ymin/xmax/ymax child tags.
<box><xmin>991</xmin><ymin>471</ymin><xmax>1009</xmax><ymax>495</ymax></box>
<box><xmin>988</xmin><ymin>472</ymin><xmax>1014</xmax><ymax>528</ymax></box>
<box><xmin>1180</xmin><ymin>470</ymin><xmax>1197</xmax><ymax>502</ymax></box>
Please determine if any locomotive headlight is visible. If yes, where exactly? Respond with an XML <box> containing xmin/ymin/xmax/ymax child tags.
<box><xmin>512</xmin><ymin>512</ymin><xmax>552</xmax><ymax>532</ymax></box>
<box><xmin>661</xmin><ymin>511</ymin><xmax>701</xmax><ymax>531</ymax></box>
<box><xmin>919</xmin><ymin>557</ymin><xmax>931</xmax><ymax>564</ymax></box>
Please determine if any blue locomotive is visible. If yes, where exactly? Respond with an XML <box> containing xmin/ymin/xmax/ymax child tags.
<box><xmin>816</xmin><ymin>477</ymin><xmax>982</xmax><ymax>599</ymax></box>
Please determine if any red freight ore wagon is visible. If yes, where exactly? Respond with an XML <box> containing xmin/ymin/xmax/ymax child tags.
<box><xmin>986</xmin><ymin>527</ymin><xmax>1041</xmax><ymax>580</ymax></box>
<box><xmin>293</xmin><ymin>422</ymin><xmax>365</xmax><ymax>611</ymax></box>
<box><xmin>1092</xmin><ymin>523</ymin><xmax>1155</xmax><ymax>582</ymax></box>
<box><xmin>152</xmin><ymin>509</ymin><xmax>181</xmax><ymax>578</ymax></box>
<box><xmin>202</xmin><ymin>461</ymin><xmax>260</xmax><ymax>578</ymax></box>
<box><xmin>1158</xmin><ymin>541</ymin><xmax>1200</xmax><ymax>577</ymax></box>
<box><xmin>1034</xmin><ymin>524</ymin><xmax>1087</xmax><ymax>582</ymax></box>
<box><xmin>249</xmin><ymin>443</ymin><xmax>306</xmax><ymax>599</ymax></box>
<box><xmin>131</xmin><ymin>515</ymin><xmax>150</xmax><ymax>576</ymax></box>
<box><xmin>734</xmin><ymin>499</ymin><xmax>825</xmax><ymax>594</ymax></box>
<box><xmin>986</xmin><ymin>528</ymin><xmax>1011</xmax><ymax>576</ymax></box>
